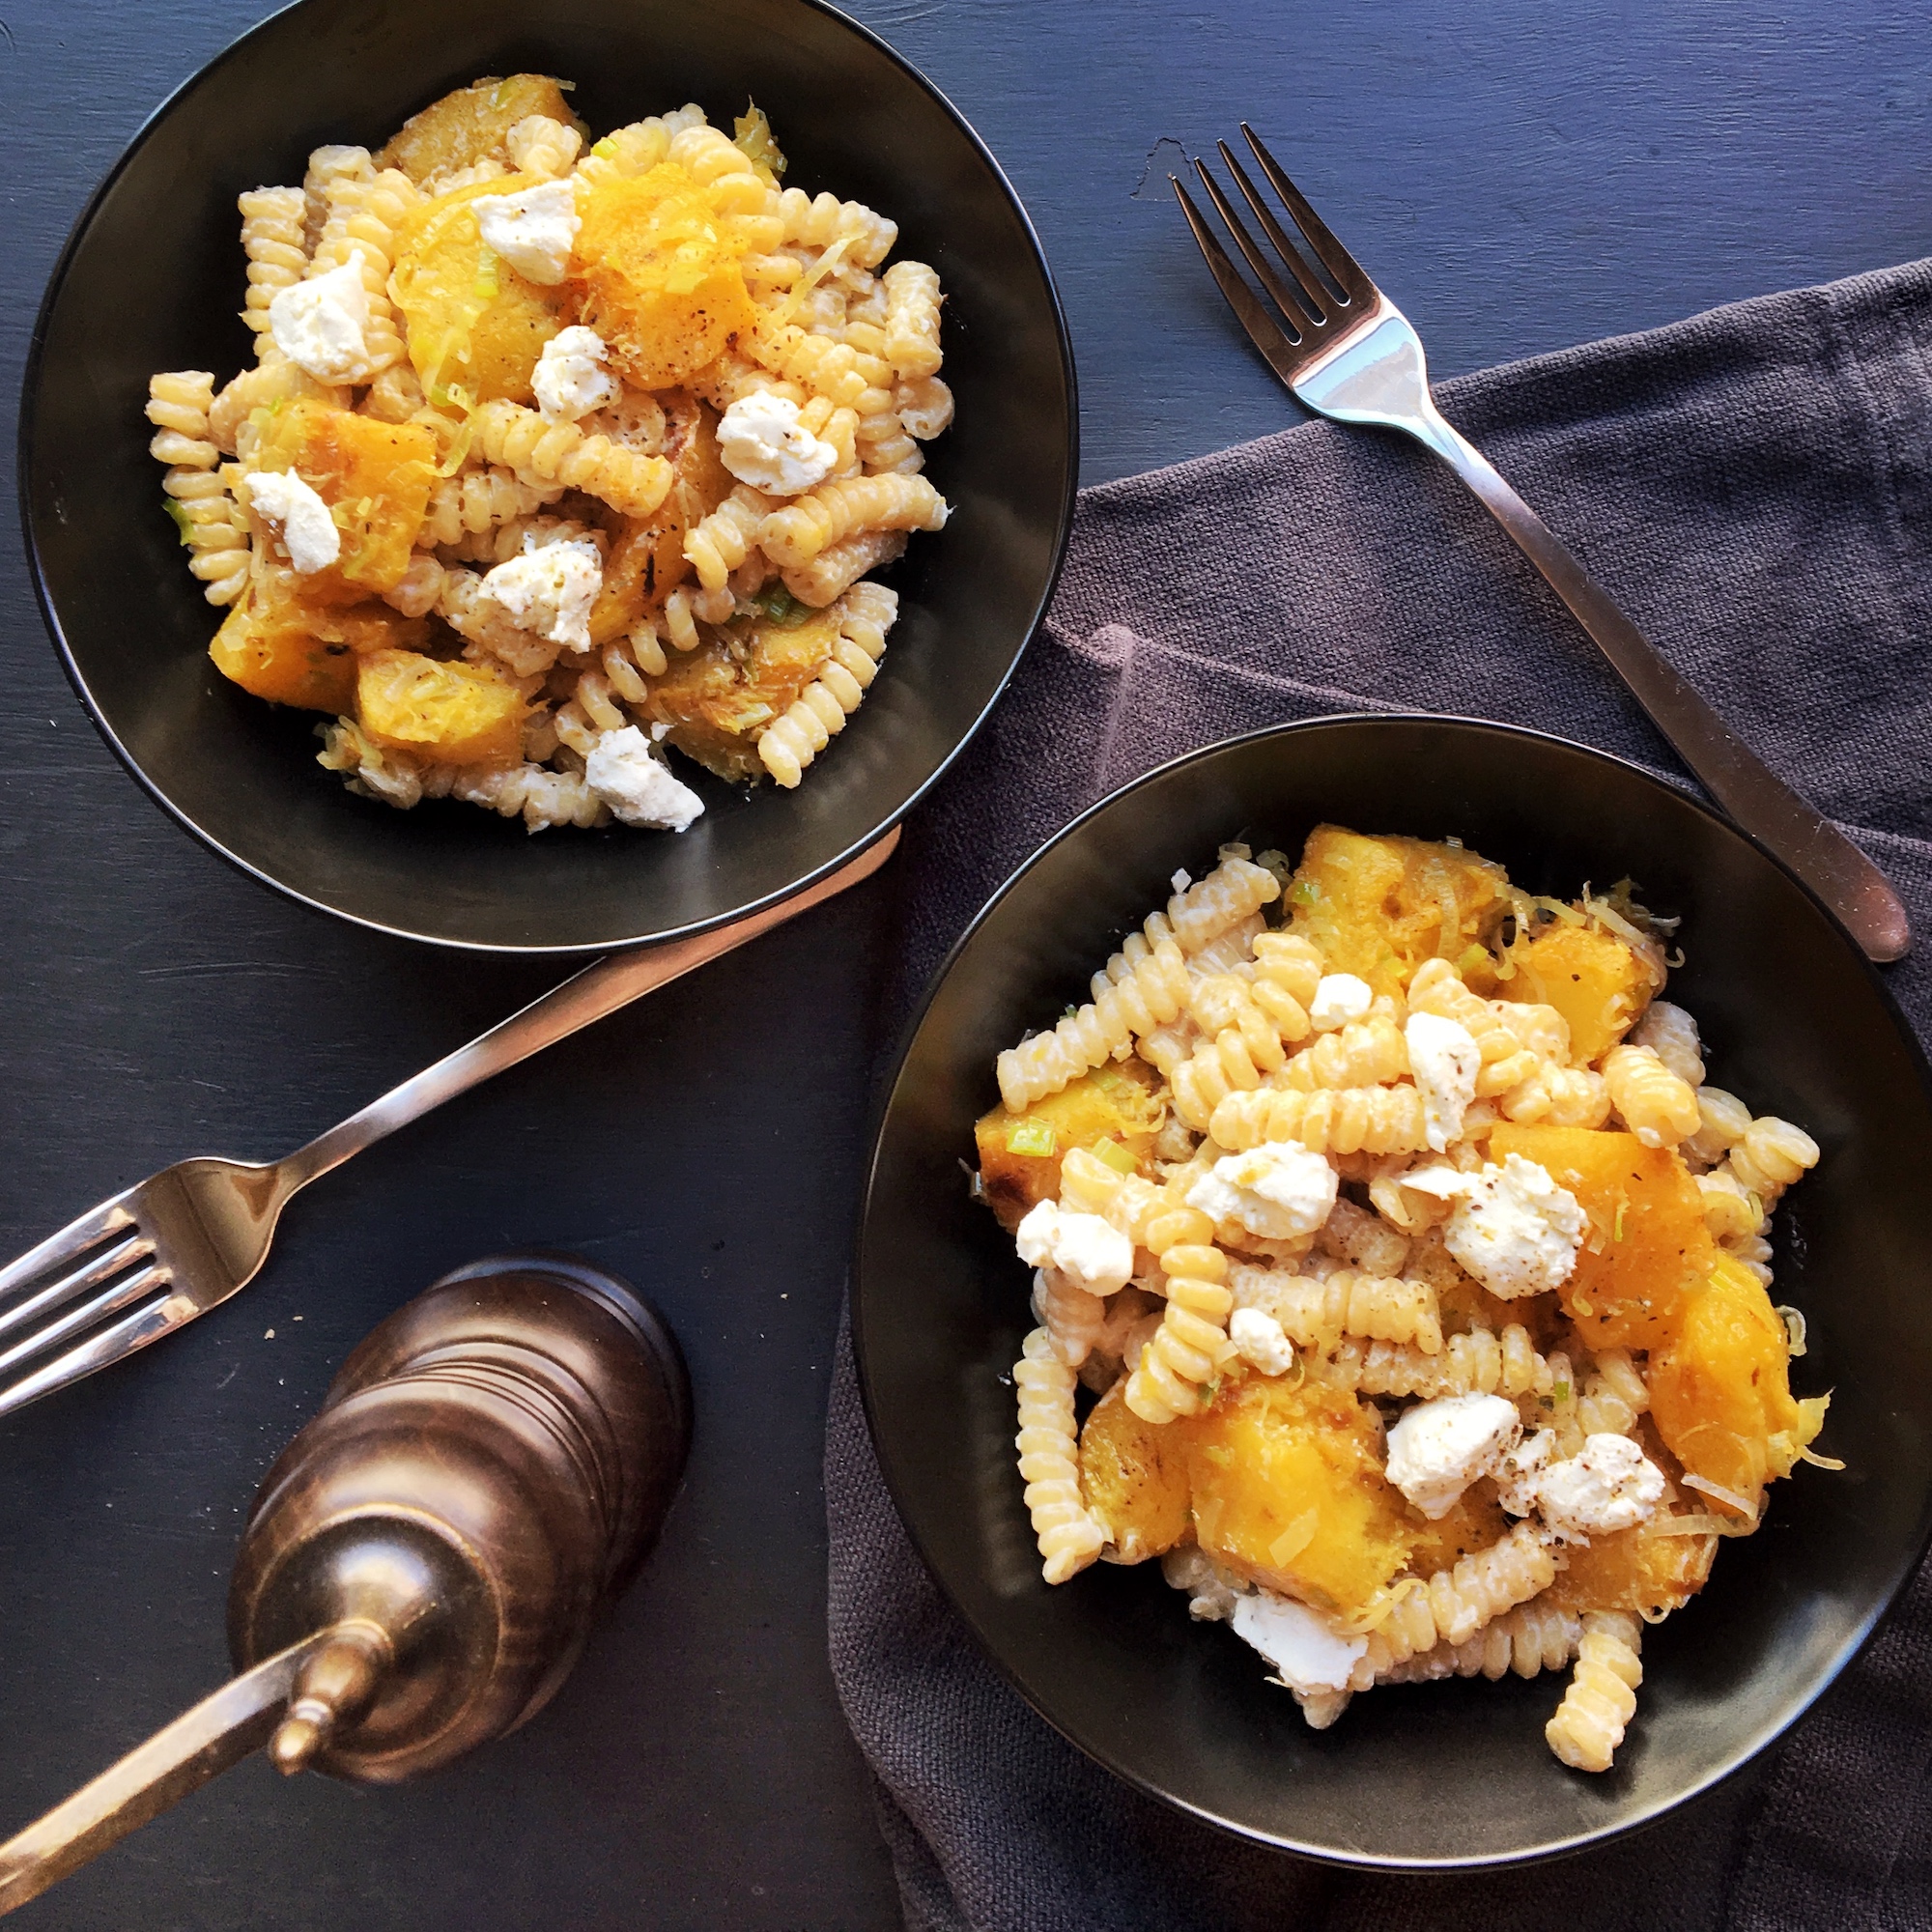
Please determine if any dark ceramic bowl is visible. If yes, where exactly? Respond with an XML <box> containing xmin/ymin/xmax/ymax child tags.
<box><xmin>854</xmin><ymin>714</ymin><xmax>1932</xmax><ymax>1866</ymax></box>
<box><xmin>21</xmin><ymin>0</ymin><xmax>1074</xmax><ymax>952</ymax></box>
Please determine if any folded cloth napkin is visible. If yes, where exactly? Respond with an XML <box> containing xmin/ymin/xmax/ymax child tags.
<box><xmin>826</xmin><ymin>258</ymin><xmax>1932</xmax><ymax>1932</ymax></box>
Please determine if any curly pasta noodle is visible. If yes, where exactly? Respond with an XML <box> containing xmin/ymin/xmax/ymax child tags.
<box><xmin>1577</xmin><ymin>1348</ymin><xmax>1650</xmax><ymax>1436</ymax></box>
<box><xmin>1408</xmin><ymin>958</ymin><xmax>1544</xmax><ymax>1097</ymax></box>
<box><xmin>146</xmin><ymin>372</ymin><xmax>250</xmax><ymax>606</ymax></box>
<box><xmin>1695</xmin><ymin>1169</ymin><xmax>1764</xmax><ymax>1242</ymax></box>
<box><xmin>382</xmin><ymin>552</ymin><xmax>445</xmax><ymax>618</ymax></box>
<box><xmin>361</xmin><ymin>360</ymin><xmax>426</xmax><ymax>423</ymax></box>
<box><xmin>1210</xmin><ymin>1083</ymin><xmax>1431</xmax><ymax>1157</ymax></box>
<box><xmin>471</xmin><ymin>399</ymin><xmax>673</xmax><ymax>518</ymax></box>
<box><xmin>1171</xmin><ymin>1011</ymin><xmax>1291</xmax><ymax>1131</ymax></box>
<box><xmin>1345</xmin><ymin>1522</ymin><xmax>1560</xmax><ymax>1690</ymax></box>
<box><xmin>1500</xmin><ymin>1061</ymin><xmax>1611</xmax><ymax>1128</ymax></box>
<box><xmin>206</xmin><ymin>356</ymin><xmax>345</xmax><ymax>458</ymax></box>
<box><xmin>307</xmin><ymin>167</ymin><xmax>419</xmax><ymax>378</ymax></box>
<box><xmin>1603</xmin><ymin>1043</ymin><xmax>1701</xmax><ymax>1148</ymax></box>
<box><xmin>1249</xmin><ymin>1269</ymin><xmax>1444</xmax><ymax>1354</ymax></box>
<box><xmin>238</xmin><ymin>186</ymin><xmax>307</xmax><ymax>355</ymax></box>
<box><xmin>419</xmin><ymin>466</ymin><xmax>565</xmax><ymax>549</ymax></box>
<box><xmin>301</xmin><ymin>143</ymin><xmax>371</xmax><ymax>251</ymax></box>
<box><xmin>1171</xmin><ymin>855</ymin><xmax>1282</xmax><ymax>952</ymax></box>
<box><xmin>1629</xmin><ymin>999</ymin><xmax>1705</xmax><ymax>1087</ymax></box>
<box><xmin>1280</xmin><ymin>1013</ymin><xmax>1410</xmax><ymax>1092</ymax></box>
<box><xmin>1032</xmin><ymin>1268</ymin><xmax>1108</xmax><ymax>1368</ymax></box>
<box><xmin>758</xmin><ymin>472</ymin><xmax>948</xmax><ymax>568</ymax></box>
<box><xmin>1545</xmin><ymin>1612</ymin><xmax>1642</xmax><ymax>1772</ymax></box>
<box><xmin>755</xmin><ymin>582</ymin><xmax>899</xmax><ymax>786</ymax></box>
<box><xmin>1380</xmin><ymin>1600</ymin><xmax>1584</xmax><ymax>1684</ymax></box>
<box><xmin>1725</xmin><ymin>1115</ymin><xmax>1820</xmax><ymax>1203</ymax></box>
<box><xmin>742</xmin><ymin>310</ymin><xmax>875</xmax><ymax>409</ymax></box>
<box><xmin>666</xmin><ymin>123</ymin><xmax>769</xmax><ymax>213</ymax></box>
<box><xmin>1314</xmin><ymin>1321</ymin><xmax>1551</xmax><ymax>1403</ymax></box>
<box><xmin>782</xmin><ymin>527</ymin><xmax>907</xmax><ymax>608</ymax></box>
<box><xmin>996</xmin><ymin>940</ymin><xmax>1190</xmax><ymax>1113</ymax></box>
<box><xmin>317</xmin><ymin>723</ymin><xmax>608</xmax><ymax>831</ymax></box>
<box><xmin>881</xmin><ymin>260</ymin><xmax>943</xmax><ymax>379</ymax></box>
<box><xmin>895</xmin><ymin>375</ymin><xmax>954</xmax><ymax>440</ymax></box>
<box><xmin>1684</xmin><ymin>1086</ymin><xmax>1752</xmax><ymax>1167</ymax></box>
<box><xmin>776</xmin><ymin>185</ymin><xmax>898</xmax><ymax>267</ymax></box>
<box><xmin>1315</xmin><ymin>1198</ymin><xmax>1410</xmax><ymax>1278</ymax></box>
<box><xmin>1013</xmin><ymin>1326</ymin><xmax>1105</xmax><ymax>1584</ymax></box>
<box><xmin>685</xmin><ymin>485</ymin><xmax>774</xmax><ymax>591</ymax></box>
<box><xmin>438</xmin><ymin>569</ymin><xmax>565</xmax><ymax>679</ymax></box>
<box><xmin>1125</xmin><ymin>1230</ymin><xmax>1235</xmax><ymax>1425</ymax></box>
<box><xmin>505</xmin><ymin>113</ymin><xmax>582</xmax><ymax>178</ymax></box>
<box><xmin>1248</xmin><ymin>930</ymin><xmax>1323</xmax><ymax>1039</ymax></box>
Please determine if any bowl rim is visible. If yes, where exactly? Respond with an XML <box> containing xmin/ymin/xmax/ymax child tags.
<box><xmin>852</xmin><ymin>708</ymin><xmax>1932</xmax><ymax>1869</ymax></box>
<box><xmin>18</xmin><ymin>0</ymin><xmax>1081</xmax><ymax>955</ymax></box>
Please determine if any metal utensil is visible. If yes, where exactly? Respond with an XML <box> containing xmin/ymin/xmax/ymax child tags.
<box><xmin>0</xmin><ymin>831</ymin><xmax>898</xmax><ymax>1418</ymax></box>
<box><xmin>1173</xmin><ymin>126</ymin><xmax>1910</xmax><ymax>964</ymax></box>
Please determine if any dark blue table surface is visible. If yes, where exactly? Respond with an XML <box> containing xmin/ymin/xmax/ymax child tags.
<box><xmin>0</xmin><ymin>3</ymin><xmax>1926</xmax><ymax>1926</ymax></box>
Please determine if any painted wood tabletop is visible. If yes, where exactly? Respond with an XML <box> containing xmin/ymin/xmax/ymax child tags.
<box><xmin>0</xmin><ymin>1</ymin><xmax>1925</xmax><ymax>1926</ymax></box>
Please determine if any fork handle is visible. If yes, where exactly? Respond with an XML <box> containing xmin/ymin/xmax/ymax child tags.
<box><xmin>1406</xmin><ymin>399</ymin><xmax>1910</xmax><ymax>962</ymax></box>
<box><xmin>274</xmin><ymin>830</ymin><xmax>900</xmax><ymax>1195</ymax></box>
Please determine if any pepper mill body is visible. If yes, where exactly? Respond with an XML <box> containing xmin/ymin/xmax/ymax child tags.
<box><xmin>229</xmin><ymin>1252</ymin><xmax>691</xmax><ymax>1782</ymax></box>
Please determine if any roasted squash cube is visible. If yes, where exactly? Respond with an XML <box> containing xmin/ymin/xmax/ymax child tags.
<box><xmin>210</xmin><ymin>567</ymin><xmax>431</xmax><ymax>712</ymax></box>
<box><xmin>356</xmin><ymin>649</ymin><xmax>526</xmax><ymax>765</ymax></box>
<box><xmin>376</xmin><ymin>75</ymin><xmax>576</xmax><ymax>185</ymax></box>
<box><xmin>391</xmin><ymin>178</ymin><xmax>568</xmax><ymax>406</ymax></box>
<box><xmin>1286</xmin><ymin>825</ymin><xmax>1512</xmax><ymax>997</ymax></box>
<box><xmin>250</xmin><ymin>401</ymin><xmax>437</xmax><ymax>597</ymax></box>
<box><xmin>1185</xmin><ymin>1379</ymin><xmax>1412</xmax><ymax>1617</ymax></box>
<box><xmin>1491</xmin><ymin>1122</ymin><xmax>1717</xmax><ymax>1351</ymax></box>
<box><xmin>1079</xmin><ymin>1379</ymin><xmax>1192</xmax><ymax>1564</ymax></box>
<box><xmin>1499</xmin><ymin>919</ymin><xmax>1662</xmax><ymax>1064</ymax></box>
<box><xmin>1545</xmin><ymin>1520</ymin><xmax>1716</xmax><ymax>1618</ymax></box>
<box><xmin>1400</xmin><ymin>1481</ymin><xmax>1513</xmax><ymax>1578</ymax></box>
<box><xmin>574</xmin><ymin>164</ymin><xmax>757</xmax><ymax>389</ymax></box>
<box><xmin>1649</xmin><ymin>1252</ymin><xmax>1827</xmax><ymax>1517</ymax></box>
<box><xmin>975</xmin><ymin>1063</ymin><xmax>1167</xmax><ymax>1233</ymax></box>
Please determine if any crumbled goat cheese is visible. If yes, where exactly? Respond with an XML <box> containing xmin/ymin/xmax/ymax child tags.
<box><xmin>480</xmin><ymin>536</ymin><xmax>603</xmax><ymax>650</ymax></box>
<box><xmin>1309</xmin><ymin>973</ymin><xmax>1374</xmax><ymax>1032</ymax></box>
<box><xmin>1013</xmin><ymin>1200</ymin><xmax>1133</xmax><ymax>1296</ymax></box>
<box><xmin>1497</xmin><ymin>1429</ymin><xmax>1665</xmax><ymax>1543</ymax></box>
<box><xmin>715</xmin><ymin>392</ymin><xmax>840</xmax><ymax>495</ymax></box>
<box><xmin>1406</xmin><ymin>1152</ymin><xmax>1585</xmax><ymax>1299</ymax></box>
<box><xmin>1185</xmin><ymin>1141</ymin><xmax>1338</xmax><ymax>1240</ymax></box>
<box><xmin>470</xmin><ymin>179</ymin><xmax>581</xmax><ymax>285</ymax></box>
<box><xmin>269</xmin><ymin>259</ymin><xmax>371</xmax><ymax>382</ymax></box>
<box><xmin>1383</xmin><ymin>1393</ymin><xmax>1522</xmax><ymax>1519</ymax></box>
<box><xmin>531</xmin><ymin>326</ymin><xmax>619</xmax><ymax>422</ymax></box>
<box><xmin>1229</xmin><ymin>1306</ymin><xmax>1295</xmax><ymax>1377</ymax></box>
<box><xmin>583</xmin><ymin>726</ymin><xmax>705</xmax><ymax>832</ymax></box>
<box><xmin>1405</xmin><ymin>1010</ymin><xmax>1481</xmax><ymax>1151</ymax></box>
<box><xmin>243</xmin><ymin>469</ymin><xmax>340</xmax><ymax>574</ymax></box>
<box><xmin>1231</xmin><ymin>1588</ymin><xmax>1367</xmax><ymax>1692</ymax></box>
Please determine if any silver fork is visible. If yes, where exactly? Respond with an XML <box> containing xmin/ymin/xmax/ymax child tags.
<box><xmin>1174</xmin><ymin>126</ymin><xmax>1910</xmax><ymax>964</ymax></box>
<box><xmin>0</xmin><ymin>830</ymin><xmax>898</xmax><ymax>1420</ymax></box>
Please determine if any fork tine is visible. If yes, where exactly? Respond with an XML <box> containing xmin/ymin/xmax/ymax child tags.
<box><xmin>1170</xmin><ymin>175</ymin><xmax>1309</xmax><ymax>385</ymax></box>
<box><xmin>1213</xmin><ymin>141</ymin><xmax>1335</xmax><ymax>322</ymax></box>
<box><xmin>0</xmin><ymin>1264</ymin><xmax>172</xmax><ymax>1381</ymax></box>
<box><xmin>1238</xmin><ymin>124</ymin><xmax>1377</xmax><ymax>305</ymax></box>
<box><xmin>1190</xmin><ymin>156</ymin><xmax>1321</xmax><ymax>336</ymax></box>
<box><xmin>0</xmin><ymin>1231</ymin><xmax>155</xmax><ymax>1349</ymax></box>
<box><xmin>0</xmin><ymin>1203</ymin><xmax>136</xmax><ymax>1310</ymax></box>
<box><xmin>0</xmin><ymin>1291</ymin><xmax>194</xmax><ymax>1421</ymax></box>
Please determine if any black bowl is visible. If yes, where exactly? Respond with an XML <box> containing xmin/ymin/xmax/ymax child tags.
<box><xmin>854</xmin><ymin>714</ymin><xmax>1932</xmax><ymax>1867</ymax></box>
<box><xmin>21</xmin><ymin>0</ymin><xmax>1074</xmax><ymax>952</ymax></box>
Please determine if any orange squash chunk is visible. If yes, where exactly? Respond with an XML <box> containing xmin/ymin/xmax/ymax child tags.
<box><xmin>1649</xmin><ymin>1252</ymin><xmax>1828</xmax><ymax>1517</ymax></box>
<box><xmin>376</xmin><ymin>75</ymin><xmax>575</xmax><ymax>185</ymax></box>
<box><xmin>1186</xmin><ymin>1379</ymin><xmax>1412</xmax><ymax>1617</ymax></box>
<box><xmin>210</xmin><ymin>592</ymin><xmax>428</xmax><ymax>713</ymax></box>
<box><xmin>1079</xmin><ymin>1379</ymin><xmax>1192</xmax><ymax>1564</ymax></box>
<box><xmin>250</xmin><ymin>401</ymin><xmax>437</xmax><ymax>598</ymax></box>
<box><xmin>1546</xmin><ymin>1521</ymin><xmax>1716</xmax><ymax>1617</ymax></box>
<box><xmin>1401</xmin><ymin>1481</ymin><xmax>1513</xmax><ymax>1577</ymax></box>
<box><xmin>1499</xmin><ymin>920</ymin><xmax>1661</xmax><ymax>1064</ymax></box>
<box><xmin>573</xmin><ymin>165</ymin><xmax>757</xmax><ymax>389</ymax></box>
<box><xmin>975</xmin><ymin>1063</ymin><xmax>1165</xmax><ymax>1234</ymax></box>
<box><xmin>355</xmin><ymin>650</ymin><xmax>526</xmax><ymax>766</ymax></box>
<box><xmin>1491</xmin><ymin>1122</ymin><xmax>1716</xmax><ymax>1351</ymax></box>
<box><xmin>1285</xmin><ymin>825</ymin><xmax>1512</xmax><ymax>998</ymax></box>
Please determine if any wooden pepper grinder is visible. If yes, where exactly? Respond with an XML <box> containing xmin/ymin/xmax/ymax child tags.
<box><xmin>0</xmin><ymin>1253</ymin><xmax>690</xmax><ymax>1913</ymax></box>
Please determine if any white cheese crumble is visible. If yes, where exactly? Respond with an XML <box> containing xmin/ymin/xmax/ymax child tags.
<box><xmin>716</xmin><ymin>392</ymin><xmax>840</xmax><ymax>496</ymax></box>
<box><xmin>1406</xmin><ymin>1152</ymin><xmax>1585</xmax><ymax>1299</ymax></box>
<box><xmin>470</xmin><ymin>179</ymin><xmax>581</xmax><ymax>285</ymax></box>
<box><xmin>1185</xmin><ymin>1141</ymin><xmax>1337</xmax><ymax>1240</ymax></box>
<box><xmin>1013</xmin><ymin>1200</ymin><xmax>1133</xmax><ymax>1296</ymax></box>
<box><xmin>1309</xmin><ymin>973</ymin><xmax>1374</xmax><ymax>1032</ymax></box>
<box><xmin>243</xmin><ymin>469</ymin><xmax>340</xmax><ymax>574</ymax></box>
<box><xmin>1228</xmin><ymin>1306</ymin><xmax>1295</xmax><ymax>1377</ymax></box>
<box><xmin>1383</xmin><ymin>1393</ymin><xmax>1521</xmax><ymax>1519</ymax></box>
<box><xmin>1230</xmin><ymin>1589</ymin><xmax>1366</xmax><ymax>1692</ymax></box>
<box><xmin>1495</xmin><ymin>1429</ymin><xmax>1664</xmax><ymax>1543</ymax></box>
<box><xmin>269</xmin><ymin>259</ymin><xmax>371</xmax><ymax>382</ymax></box>
<box><xmin>583</xmin><ymin>726</ymin><xmax>705</xmax><ymax>832</ymax></box>
<box><xmin>480</xmin><ymin>536</ymin><xmax>603</xmax><ymax>650</ymax></box>
<box><xmin>1404</xmin><ymin>1010</ymin><xmax>1481</xmax><ymax>1151</ymax></box>
<box><xmin>531</xmin><ymin>326</ymin><xmax>619</xmax><ymax>422</ymax></box>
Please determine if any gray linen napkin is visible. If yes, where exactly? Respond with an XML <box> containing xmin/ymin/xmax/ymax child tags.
<box><xmin>826</xmin><ymin>259</ymin><xmax>1932</xmax><ymax>1932</ymax></box>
